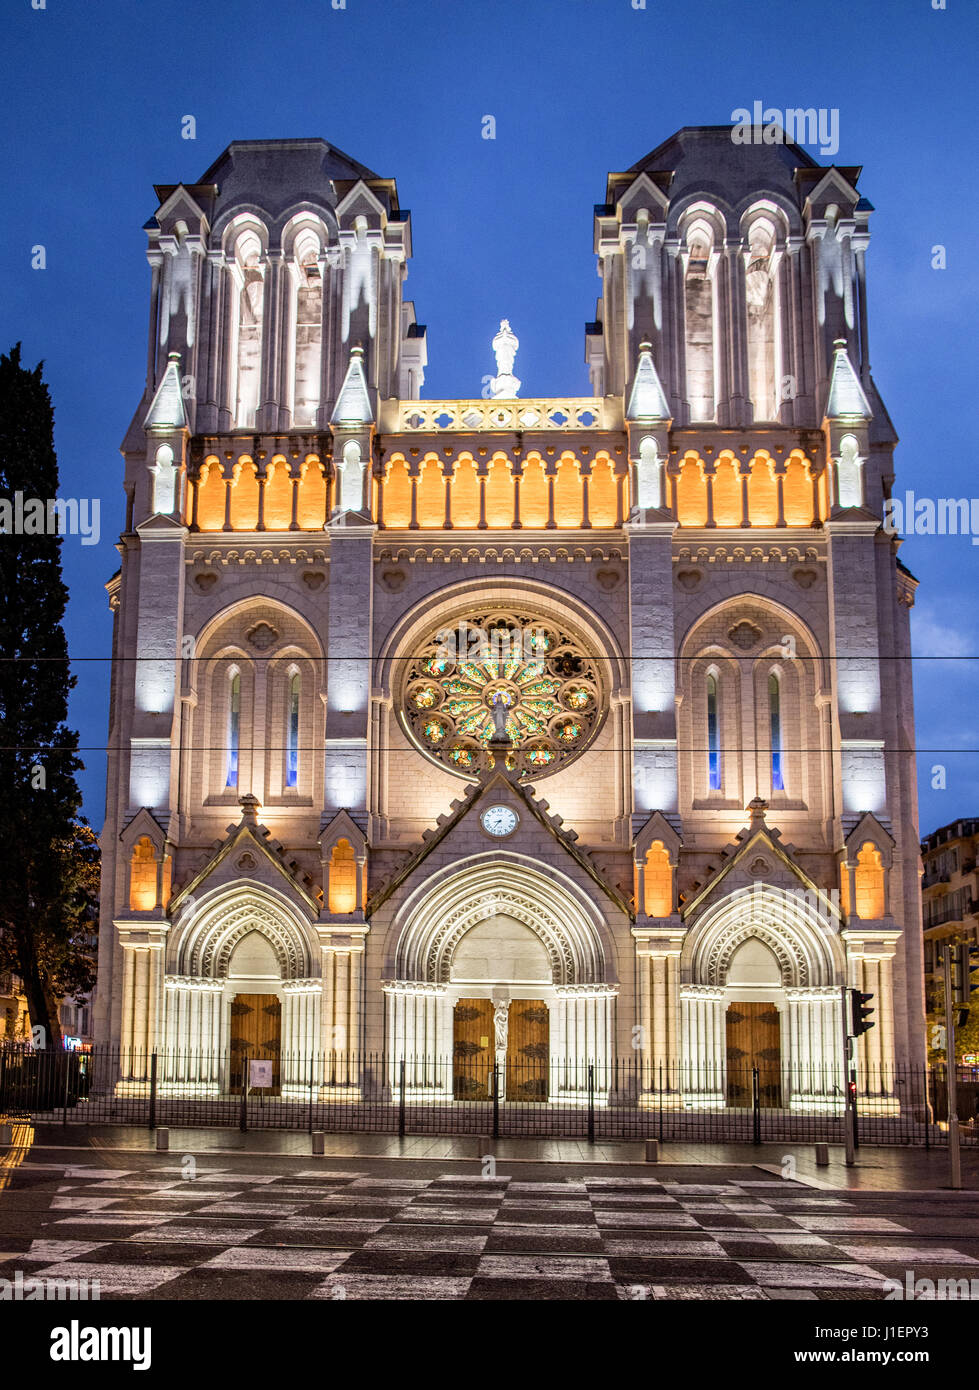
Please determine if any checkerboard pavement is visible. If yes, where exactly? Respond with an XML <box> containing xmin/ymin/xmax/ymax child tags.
<box><xmin>2</xmin><ymin>1160</ymin><xmax>979</xmax><ymax>1300</ymax></box>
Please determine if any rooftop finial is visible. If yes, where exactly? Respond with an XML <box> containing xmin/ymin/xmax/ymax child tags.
<box><xmin>489</xmin><ymin>319</ymin><xmax>521</xmax><ymax>398</ymax></box>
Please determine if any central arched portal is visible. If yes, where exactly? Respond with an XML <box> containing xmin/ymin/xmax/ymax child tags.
<box><xmin>384</xmin><ymin>858</ymin><xmax>617</xmax><ymax>1104</ymax></box>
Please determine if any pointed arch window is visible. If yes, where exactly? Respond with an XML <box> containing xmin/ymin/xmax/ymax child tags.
<box><xmin>683</xmin><ymin>227</ymin><xmax>716</xmax><ymax>420</ymax></box>
<box><xmin>707</xmin><ymin>672</ymin><xmax>722</xmax><ymax>792</ymax></box>
<box><xmin>744</xmin><ymin>218</ymin><xmax>780</xmax><ymax>421</ymax></box>
<box><xmin>226</xmin><ymin>668</ymin><xmax>241</xmax><ymax>789</ymax></box>
<box><xmin>286</xmin><ymin>670</ymin><xmax>300</xmax><ymax>788</ymax></box>
<box><xmin>769</xmin><ymin>672</ymin><xmax>784</xmax><ymax>792</ymax></box>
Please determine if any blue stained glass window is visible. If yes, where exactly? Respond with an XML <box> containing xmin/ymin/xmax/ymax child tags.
<box><xmin>226</xmin><ymin>670</ymin><xmax>240</xmax><ymax>788</ymax></box>
<box><xmin>770</xmin><ymin>672</ymin><xmax>784</xmax><ymax>791</ymax></box>
<box><xmin>707</xmin><ymin>673</ymin><xmax>721</xmax><ymax>791</ymax></box>
<box><xmin>286</xmin><ymin>672</ymin><xmax>300</xmax><ymax>788</ymax></box>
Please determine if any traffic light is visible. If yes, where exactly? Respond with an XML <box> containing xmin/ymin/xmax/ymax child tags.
<box><xmin>850</xmin><ymin>989</ymin><xmax>875</xmax><ymax>1037</ymax></box>
<box><xmin>953</xmin><ymin>941</ymin><xmax>979</xmax><ymax>1005</ymax></box>
<box><xmin>954</xmin><ymin>941</ymin><xmax>979</xmax><ymax>1027</ymax></box>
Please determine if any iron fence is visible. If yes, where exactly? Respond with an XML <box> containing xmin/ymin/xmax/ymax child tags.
<box><xmin>1</xmin><ymin>1045</ymin><xmax>977</xmax><ymax>1146</ymax></box>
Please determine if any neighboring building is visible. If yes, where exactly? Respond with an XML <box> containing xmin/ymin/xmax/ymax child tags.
<box><xmin>59</xmin><ymin>995</ymin><xmax>95</xmax><ymax>1050</ymax></box>
<box><xmin>921</xmin><ymin>819</ymin><xmax>979</xmax><ymax>1033</ymax></box>
<box><xmin>0</xmin><ymin>972</ymin><xmax>30</xmax><ymax>1043</ymax></box>
<box><xmin>94</xmin><ymin>128</ymin><xmax>925</xmax><ymax>1108</ymax></box>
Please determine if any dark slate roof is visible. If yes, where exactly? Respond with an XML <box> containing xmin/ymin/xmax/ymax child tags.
<box><xmin>619</xmin><ymin>125</ymin><xmax>828</xmax><ymax>209</ymax></box>
<box><xmin>154</xmin><ymin>139</ymin><xmax>388</xmax><ymax>225</ymax></box>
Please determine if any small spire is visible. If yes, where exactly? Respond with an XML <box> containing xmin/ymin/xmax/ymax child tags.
<box><xmin>144</xmin><ymin>352</ymin><xmax>186</xmax><ymax>432</ymax></box>
<box><xmin>331</xmin><ymin>344</ymin><xmax>373</xmax><ymax>426</ymax></box>
<box><xmin>239</xmin><ymin>793</ymin><xmax>261</xmax><ymax>824</ymax></box>
<box><xmin>626</xmin><ymin>341</ymin><xmax>670</xmax><ymax>421</ymax></box>
<box><xmin>746</xmin><ymin>796</ymin><xmax>768</xmax><ymax>827</ymax></box>
<box><xmin>826</xmin><ymin>338</ymin><xmax>872</xmax><ymax>421</ymax></box>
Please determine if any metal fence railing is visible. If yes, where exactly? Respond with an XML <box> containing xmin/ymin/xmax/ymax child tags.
<box><xmin>1</xmin><ymin>1045</ymin><xmax>977</xmax><ymax>1146</ymax></box>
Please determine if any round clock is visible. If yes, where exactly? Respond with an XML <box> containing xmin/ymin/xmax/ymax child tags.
<box><xmin>480</xmin><ymin>805</ymin><xmax>518</xmax><ymax>837</ymax></box>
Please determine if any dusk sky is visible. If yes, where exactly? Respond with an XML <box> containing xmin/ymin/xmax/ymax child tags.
<box><xmin>1</xmin><ymin>0</ymin><xmax>976</xmax><ymax>836</ymax></box>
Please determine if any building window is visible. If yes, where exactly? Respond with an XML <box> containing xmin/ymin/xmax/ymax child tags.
<box><xmin>745</xmin><ymin>219</ymin><xmax>779</xmax><ymax>421</ymax></box>
<box><xmin>129</xmin><ymin>836</ymin><xmax>157</xmax><ymax>912</ymax></box>
<box><xmin>226</xmin><ymin>669</ymin><xmax>241</xmax><ymax>789</ymax></box>
<box><xmin>233</xmin><ymin>231</ymin><xmax>264</xmax><ymax>429</ymax></box>
<box><xmin>328</xmin><ymin>839</ymin><xmax>357</xmax><ymax>914</ymax></box>
<box><xmin>684</xmin><ymin>230</ymin><xmax>716</xmax><ymax>420</ymax></box>
<box><xmin>855</xmin><ymin>841</ymin><xmax>885</xmax><ymax>919</ymax></box>
<box><xmin>769</xmin><ymin>672</ymin><xmax>784</xmax><ymax>792</ymax></box>
<box><xmin>286</xmin><ymin>671</ymin><xmax>300</xmax><ymax>789</ymax></box>
<box><xmin>643</xmin><ymin>841</ymin><xmax>673</xmax><ymax>917</ymax></box>
<box><xmin>707</xmin><ymin>673</ymin><xmax>721</xmax><ymax>791</ymax></box>
<box><xmin>292</xmin><ymin>232</ymin><xmax>323</xmax><ymax>427</ymax></box>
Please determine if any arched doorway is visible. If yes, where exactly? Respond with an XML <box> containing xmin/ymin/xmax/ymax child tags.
<box><xmin>161</xmin><ymin>882</ymin><xmax>319</xmax><ymax>1097</ymax></box>
<box><xmin>385</xmin><ymin>858</ymin><xmax>616</xmax><ymax>1103</ymax></box>
<box><xmin>725</xmin><ymin>938</ymin><xmax>782</xmax><ymax>1108</ymax></box>
<box><xmin>681</xmin><ymin>884</ymin><xmax>845</xmax><ymax>1108</ymax></box>
<box><xmin>227</xmin><ymin>931</ymin><xmax>282</xmax><ymax>1095</ymax></box>
<box><xmin>448</xmin><ymin>914</ymin><xmax>552</xmax><ymax>1099</ymax></box>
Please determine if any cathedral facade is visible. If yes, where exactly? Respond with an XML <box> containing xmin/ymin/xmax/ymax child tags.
<box><xmin>95</xmin><ymin>128</ymin><xmax>925</xmax><ymax>1110</ymax></box>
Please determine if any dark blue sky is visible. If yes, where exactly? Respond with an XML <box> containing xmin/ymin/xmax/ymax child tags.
<box><xmin>1</xmin><ymin>0</ymin><xmax>975</xmax><ymax>837</ymax></box>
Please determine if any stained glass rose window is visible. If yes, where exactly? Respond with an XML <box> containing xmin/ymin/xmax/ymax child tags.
<box><xmin>401</xmin><ymin>611</ymin><xmax>604</xmax><ymax>779</ymax></box>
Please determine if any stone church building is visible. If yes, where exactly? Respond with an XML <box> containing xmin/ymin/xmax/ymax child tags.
<box><xmin>95</xmin><ymin>127</ymin><xmax>925</xmax><ymax>1109</ymax></box>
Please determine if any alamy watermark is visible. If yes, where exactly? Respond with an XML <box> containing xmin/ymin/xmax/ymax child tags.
<box><xmin>0</xmin><ymin>492</ymin><xmax>100</xmax><ymax>546</ymax></box>
<box><xmin>883</xmin><ymin>491</ymin><xmax>979</xmax><ymax>546</ymax></box>
<box><xmin>731</xmin><ymin>102</ymin><xmax>839</xmax><ymax>159</ymax></box>
<box><xmin>884</xmin><ymin>1269</ymin><xmax>979</xmax><ymax>1300</ymax></box>
<box><xmin>1</xmin><ymin>1270</ymin><xmax>100</xmax><ymax>1301</ymax></box>
<box><xmin>434</xmin><ymin>621</ymin><xmax>549</xmax><ymax>665</ymax></box>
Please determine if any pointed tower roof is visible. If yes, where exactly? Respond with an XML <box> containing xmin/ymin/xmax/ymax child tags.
<box><xmin>144</xmin><ymin>353</ymin><xmax>187</xmax><ymax>432</ymax></box>
<box><xmin>826</xmin><ymin>339</ymin><xmax>872</xmax><ymax>421</ymax></box>
<box><xmin>626</xmin><ymin>342</ymin><xmax>670</xmax><ymax>421</ymax></box>
<box><xmin>331</xmin><ymin>345</ymin><xmax>373</xmax><ymax>426</ymax></box>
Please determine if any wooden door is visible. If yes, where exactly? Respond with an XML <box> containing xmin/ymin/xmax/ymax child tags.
<box><xmin>229</xmin><ymin>993</ymin><xmax>281</xmax><ymax>1095</ymax></box>
<box><xmin>453</xmin><ymin>998</ymin><xmax>494</xmax><ymax>1099</ymax></box>
<box><xmin>506</xmin><ymin>999</ymin><xmax>549</xmax><ymax>1101</ymax></box>
<box><xmin>726</xmin><ymin>1002</ymin><xmax>781</xmax><ymax>1108</ymax></box>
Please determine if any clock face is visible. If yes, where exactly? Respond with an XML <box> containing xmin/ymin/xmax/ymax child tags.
<box><xmin>480</xmin><ymin>805</ymin><xmax>518</xmax><ymax>837</ymax></box>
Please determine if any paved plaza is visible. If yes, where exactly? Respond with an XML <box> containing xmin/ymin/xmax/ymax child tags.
<box><xmin>1</xmin><ymin>1128</ymin><xmax>978</xmax><ymax>1300</ymax></box>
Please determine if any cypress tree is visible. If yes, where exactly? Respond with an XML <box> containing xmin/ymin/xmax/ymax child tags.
<box><xmin>0</xmin><ymin>344</ymin><xmax>98</xmax><ymax>1047</ymax></box>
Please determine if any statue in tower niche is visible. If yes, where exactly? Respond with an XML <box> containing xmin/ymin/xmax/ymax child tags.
<box><xmin>489</xmin><ymin>319</ymin><xmax>521</xmax><ymax>398</ymax></box>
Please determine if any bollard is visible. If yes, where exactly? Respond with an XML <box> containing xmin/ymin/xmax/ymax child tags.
<box><xmin>0</xmin><ymin>1123</ymin><xmax>11</xmax><ymax>1146</ymax></box>
<box><xmin>644</xmin><ymin>1139</ymin><xmax>659</xmax><ymax>1163</ymax></box>
<box><xmin>155</xmin><ymin>1128</ymin><xmax>169</xmax><ymax>1152</ymax></box>
<box><xmin>815</xmin><ymin>1142</ymin><xmax>829</xmax><ymax>1167</ymax></box>
<box><xmin>312</xmin><ymin>1131</ymin><xmax>325</xmax><ymax>1156</ymax></box>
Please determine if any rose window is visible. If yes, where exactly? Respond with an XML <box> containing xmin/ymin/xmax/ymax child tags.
<box><xmin>401</xmin><ymin>611</ymin><xmax>604</xmax><ymax>779</ymax></box>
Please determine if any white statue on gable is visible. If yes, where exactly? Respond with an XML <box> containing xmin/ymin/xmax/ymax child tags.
<box><xmin>836</xmin><ymin>433</ymin><xmax>864</xmax><ymax>509</ymax></box>
<box><xmin>489</xmin><ymin>320</ymin><xmax>521</xmax><ymax>398</ymax></box>
<box><xmin>337</xmin><ymin>439</ymin><xmax>366</xmax><ymax>513</ymax></box>
<box><xmin>635</xmin><ymin>436</ymin><xmax>663</xmax><ymax>511</ymax></box>
<box><xmin>150</xmin><ymin>444</ymin><xmax>177</xmax><ymax>515</ymax></box>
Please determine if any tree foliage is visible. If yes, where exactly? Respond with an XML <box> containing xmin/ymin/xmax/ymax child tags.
<box><xmin>0</xmin><ymin>344</ymin><xmax>98</xmax><ymax>1047</ymax></box>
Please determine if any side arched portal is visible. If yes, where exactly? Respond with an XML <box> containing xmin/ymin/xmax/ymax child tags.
<box><xmin>680</xmin><ymin>885</ymin><xmax>845</xmax><ymax>1109</ymax></box>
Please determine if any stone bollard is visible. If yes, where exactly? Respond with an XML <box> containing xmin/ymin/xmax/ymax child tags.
<box><xmin>312</xmin><ymin>1131</ymin><xmax>325</xmax><ymax>1156</ymax></box>
<box><xmin>0</xmin><ymin>1123</ymin><xmax>11</xmax><ymax>1146</ymax></box>
<box><xmin>155</xmin><ymin>1128</ymin><xmax>169</xmax><ymax>1152</ymax></box>
<box><xmin>815</xmin><ymin>1142</ymin><xmax>830</xmax><ymax>1167</ymax></box>
<box><xmin>644</xmin><ymin>1139</ymin><xmax>659</xmax><ymax>1163</ymax></box>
